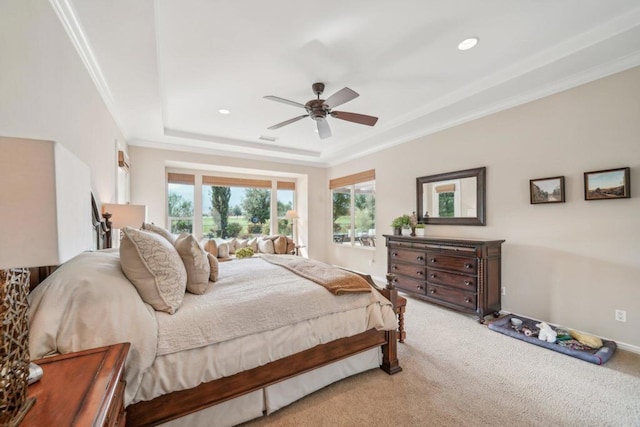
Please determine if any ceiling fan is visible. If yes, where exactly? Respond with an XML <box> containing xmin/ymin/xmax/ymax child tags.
<box><xmin>264</xmin><ymin>82</ymin><xmax>378</xmax><ymax>139</ymax></box>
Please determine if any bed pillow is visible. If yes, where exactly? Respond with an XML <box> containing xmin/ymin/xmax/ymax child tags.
<box><xmin>257</xmin><ymin>238</ymin><xmax>275</xmax><ymax>254</ymax></box>
<box><xmin>247</xmin><ymin>237</ymin><xmax>258</xmax><ymax>252</ymax></box>
<box><xmin>286</xmin><ymin>237</ymin><xmax>296</xmax><ymax>255</ymax></box>
<box><xmin>206</xmin><ymin>252</ymin><xmax>219</xmax><ymax>282</ymax></box>
<box><xmin>273</xmin><ymin>235</ymin><xmax>288</xmax><ymax>254</ymax></box>
<box><xmin>174</xmin><ymin>233</ymin><xmax>210</xmax><ymax>295</ymax></box>
<box><xmin>120</xmin><ymin>227</ymin><xmax>187</xmax><ymax>314</ymax></box>
<box><xmin>217</xmin><ymin>242</ymin><xmax>230</xmax><ymax>259</ymax></box>
<box><xmin>201</xmin><ymin>238</ymin><xmax>218</xmax><ymax>257</ymax></box>
<box><xmin>141</xmin><ymin>222</ymin><xmax>176</xmax><ymax>244</ymax></box>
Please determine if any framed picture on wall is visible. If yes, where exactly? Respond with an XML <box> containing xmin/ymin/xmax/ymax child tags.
<box><xmin>530</xmin><ymin>176</ymin><xmax>565</xmax><ymax>204</ymax></box>
<box><xmin>584</xmin><ymin>167</ymin><xmax>630</xmax><ymax>200</ymax></box>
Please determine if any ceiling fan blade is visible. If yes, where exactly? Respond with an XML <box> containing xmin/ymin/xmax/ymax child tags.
<box><xmin>267</xmin><ymin>114</ymin><xmax>309</xmax><ymax>130</ymax></box>
<box><xmin>317</xmin><ymin>118</ymin><xmax>332</xmax><ymax>139</ymax></box>
<box><xmin>331</xmin><ymin>111</ymin><xmax>378</xmax><ymax>126</ymax></box>
<box><xmin>264</xmin><ymin>96</ymin><xmax>307</xmax><ymax>109</ymax></box>
<box><xmin>324</xmin><ymin>87</ymin><xmax>359</xmax><ymax>108</ymax></box>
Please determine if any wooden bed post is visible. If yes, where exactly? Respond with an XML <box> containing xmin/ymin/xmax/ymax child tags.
<box><xmin>380</xmin><ymin>273</ymin><xmax>402</xmax><ymax>374</ymax></box>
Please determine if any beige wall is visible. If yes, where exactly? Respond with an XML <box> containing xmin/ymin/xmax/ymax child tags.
<box><xmin>0</xmin><ymin>0</ymin><xmax>124</xmax><ymax>204</ymax></box>
<box><xmin>128</xmin><ymin>147</ymin><xmax>328</xmax><ymax>260</ymax></box>
<box><xmin>327</xmin><ymin>67</ymin><xmax>640</xmax><ymax>348</ymax></box>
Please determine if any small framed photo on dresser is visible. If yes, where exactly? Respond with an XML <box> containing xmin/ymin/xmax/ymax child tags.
<box><xmin>584</xmin><ymin>167</ymin><xmax>630</xmax><ymax>200</ymax></box>
<box><xmin>530</xmin><ymin>176</ymin><xmax>565</xmax><ymax>204</ymax></box>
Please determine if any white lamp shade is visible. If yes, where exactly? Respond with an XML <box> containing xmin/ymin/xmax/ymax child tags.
<box><xmin>102</xmin><ymin>203</ymin><xmax>146</xmax><ymax>229</ymax></box>
<box><xmin>0</xmin><ymin>137</ymin><xmax>92</xmax><ymax>269</ymax></box>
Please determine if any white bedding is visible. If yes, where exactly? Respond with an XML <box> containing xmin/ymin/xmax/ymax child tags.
<box><xmin>28</xmin><ymin>249</ymin><xmax>397</xmax><ymax>408</ymax></box>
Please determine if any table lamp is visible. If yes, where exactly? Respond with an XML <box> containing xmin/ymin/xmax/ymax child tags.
<box><xmin>285</xmin><ymin>209</ymin><xmax>299</xmax><ymax>245</ymax></box>
<box><xmin>101</xmin><ymin>203</ymin><xmax>146</xmax><ymax>247</ymax></box>
<box><xmin>0</xmin><ymin>136</ymin><xmax>91</xmax><ymax>425</ymax></box>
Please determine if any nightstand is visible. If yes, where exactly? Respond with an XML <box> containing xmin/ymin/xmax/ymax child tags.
<box><xmin>23</xmin><ymin>343</ymin><xmax>130</xmax><ymax>427</ymax></box>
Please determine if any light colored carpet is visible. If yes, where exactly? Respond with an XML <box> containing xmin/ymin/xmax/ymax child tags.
<box><xmin>244</xmin><ymin>297</ymin><xmax>640</xmax><ymax>426</ymax></box>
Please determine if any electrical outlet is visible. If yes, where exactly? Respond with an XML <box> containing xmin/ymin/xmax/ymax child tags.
<box><xmin>501</xmin><ymin>287</ymin><xmax>506</xmax><ymax>296</ymax></box>
<box><xmin>615</xmin><ymin>309</ymin><xmax>627</xmax><ymax>322</ymax></box>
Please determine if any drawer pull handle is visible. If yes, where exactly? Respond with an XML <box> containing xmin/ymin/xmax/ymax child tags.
<box><xmin>464</xmin><ymin>297</ymin><xmax>472</xmax><ymax>303</ymax></box>
<box><xmin>430</xmin><ymin>274</ymin><xmax>436</xmax><ymax>278</ymax></box>
<box><xmin>392</xmin><ymin>252</ymin><xmax>398</xmax><ymax>257</ymax></box>
<box><xmin>464</xmin><ymin>280</ymin><xmax>472</xmax><ymax>286</ymax></box>
<box><xmin>416</xmin><ymin>256</ymin><xmax>424</xmax><ymax>261</ymax></box>
<box><xmin>416</xmin><ymin>285</ymin><xmax>423</xmax><ymax>290</ymax></box>
<box><xmin>417</xmin><ymin>271</ymin><xmax>424</xmax><ymax>276</ymax></box>
<box><xmin>464</xmin><ymin>263</ymin><xmax>473</xmax><ymax>269</ymax></box>
<box><xmin>393</xmin><ymin>278</ymin><xmax>398</xmax><ymax>283</ymax></box>
<box><xmin>430</xmin><ymin>258</ymin><xmax>437</xmax><ymax>263</ymax></box>
<box><xmin>429</xmin><ymin>289</ymin><xmax>436</xmax><ymax>294</ymax></box>
<box><xmin>391</xmin><ymin>265</ymin><xmax>398</xmax><ymax>270</ymax></box>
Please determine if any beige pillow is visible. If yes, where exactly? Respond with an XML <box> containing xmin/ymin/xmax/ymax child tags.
<box><xmin>273</xmin><ymin>235</ymin><xmax>288</xmax><ymax>254</ymax></box>
<box><xmin>247</xmin><ymin>237</ymin><xmax>258</xmax><ymax>252</ymax></box>
<box><xmin>226</xmin><ymin>238</ymin><xmax>237</xmax><ymax>254</ymax></box>
<box><xmin>206</xmin><ymin>253</ymin><xmax>219</xmax><ymax>282</ymax></box>
<box><xmin>217</xmin><ymin>242</ymin><xmax>230</xmax><ymax>258</ymax></box>
<box><xmin>201</xmin><ymin>239</ymin><xmax>218</xmax><ymax>257</ymax></box>
<box><xmin>286</xmin><ymin>237</ymin><xmax>296</xmax><ymax>255</ymax></box>
<box><xmin>141</xmin><ymin>222</ymin><xmax>176</xmax><ymax>244</ymax></box>
<box><xmin>257</xmin><ymin>238</ymin><xmax>275</xmax><ymax>254</ymax></box>
<box><xmin>174</xmin><ymin>233</ymin><xmax>210</xmax><ymax>295</ymax></box>
<box><xmin>120</xmin><ymin>227</ymin><xmax>186</xmax><ymax>314</ymax></box>
<box><xmin>235</xmin><ymin>238</ymin><xmax>248</xmax><ymax>250</ymax></box>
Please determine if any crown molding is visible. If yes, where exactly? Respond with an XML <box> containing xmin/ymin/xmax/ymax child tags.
<box><xmin>49</xmin><ymin>0</ymin><xmax>127</xmax><ymax>137</ymax></box>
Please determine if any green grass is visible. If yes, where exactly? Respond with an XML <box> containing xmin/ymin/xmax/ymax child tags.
<box><xmin>202</xmin><ymin>215</ymin><xmax>253</xmax><ymax>235</ymax></box>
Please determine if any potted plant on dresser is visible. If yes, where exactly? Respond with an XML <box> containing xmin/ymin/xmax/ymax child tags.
<box><xmin>414</xmin><ymin>223</ymin><xmax>425</xmax><ymax>237</ymax></box>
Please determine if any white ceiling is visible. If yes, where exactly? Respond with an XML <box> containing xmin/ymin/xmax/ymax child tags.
<box><xmin>57</xmin><ymin>0</ymin><xmax>640</xmax><ymax>166</ymax></box>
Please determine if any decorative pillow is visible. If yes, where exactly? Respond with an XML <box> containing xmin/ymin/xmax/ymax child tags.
<box><xmin>257</xmin><ymin>238</ymin><xmax>275</xmax><ymax>254</ymax></box>
<box><xmin>201</xmin><ymin>239</ymin><xmax>218</xmax><ymax>257</ymax></box>
<box><xmin>217</xmin><ymin>242</ymin><xmax>230</xmax><ymax>258</ymax></box>
<box><xmin>206</xmin><ymin>253</ymin><xmax>219</xmax><ymax>282</ymax></box>
<box><xmin>273</xmin><ymin>235</ymin><xmax>288</xmax><ymax>254</ymax></box>
<box><xmin>141</xmin><ymin>222</ymin><xmax>176</xmax><ymax>244</ymax></box>
<box><xmin>286</xmin><ymin>237</ymin><xmax>296</xmax><ymax>255</ymax></box>
<box><xmin>247</xmin><ymin>237</ymin><xmax>259</xmax><ymax>252</ymax></box>
<box><xmin>227</xmin><ymin>238</ymin><xmax>237</xmax><ymax>254</ymax></box>
<box><xmin>120</xmin><ymin>227</ymin><xmax>186</xmax><ymax>314</ymax></box>
<box><xmin>174</xmin><ymin>233</ymin><xmax>210</xmax><ymax>295</ymax></box>
<box><xmin>235</xmin><ymin>238</ymin><xmax>248</xmax><ymax>251</ymax></box>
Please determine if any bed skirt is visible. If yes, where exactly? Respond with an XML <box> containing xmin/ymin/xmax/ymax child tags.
<box><xmin>158</xmin><ymin>347</ymin><xmax>381</xmax><ymax>426</ymax></box>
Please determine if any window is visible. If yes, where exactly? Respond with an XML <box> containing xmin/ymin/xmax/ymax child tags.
<box><xmin>202</xmin><ymin>176</ymin><xmax>272</xmax><ymax>238</ymax></box>
<box><xmin>277</xmin><ymin>181</ymin><xmax>295</xmax><ymax>236</ymax></box>
<box><xmin>330</xmin><ymin>170</ymin><xmax>375</xmax><ymax>247</ymax></box>
<box><xmin>167</xmin><ymin>173</ymin><xmax>194</xmax><ymax>234</ymax></box>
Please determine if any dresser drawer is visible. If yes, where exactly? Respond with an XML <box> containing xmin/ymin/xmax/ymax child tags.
<box><xmin>426</xmin><ymin>253</ymin><xmax>477</xmax><ymax>274</ymax></box>
<box><xmin>390</xmin><ymin>262</ymin><xmax>426</xmax><ymax>280</ymax></box>
<box><xmin>427</xmin><ymin>269</ymin><xmax>477</xmax><ymax>291</ymax></box>
<box><xmin>389</xmin><ymin>248</ymin><xmax>426</xmax><ymax>265</ymax></box>
<box><xmin>426</xmin><ymin>284</ymin><xmax>476</xmax><ymax>309</ymax></box>
<box><xmin>391</xmin><ymin>274</ymin><xmax>426</xmax><ymax>294</ymax></box>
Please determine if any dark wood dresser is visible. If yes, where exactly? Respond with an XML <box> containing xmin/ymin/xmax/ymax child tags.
<box><xmin>23</xmin><ymin>343</ymin><xmax>130</xmax><ymax>426</ymax></box>
<box><xmin>384</xmin><ymin>235</ymin><xmax>504</xmax><ymax>323</ymax></box>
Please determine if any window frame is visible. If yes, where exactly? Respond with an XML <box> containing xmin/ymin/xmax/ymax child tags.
<box><xmin>330</xmin><ymin>170</ymin><xmax>376</xmax><ymax>248</ymax></box>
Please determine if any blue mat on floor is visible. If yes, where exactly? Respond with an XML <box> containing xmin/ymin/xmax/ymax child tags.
<box><xmin>488</xmin><ymin>314</ymin><xmax>616</xmax><ymax>365</ymax></box>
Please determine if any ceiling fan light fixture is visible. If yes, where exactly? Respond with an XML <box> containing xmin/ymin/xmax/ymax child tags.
<box><xmin>218</xmin><ymin>109</ymin><xmax>231</xmax><ymax>115</ymax></box>
<box><xmin>458</xmin><ymin>37</ymin><xmax>479</xmax><ymax>51</ymax></box>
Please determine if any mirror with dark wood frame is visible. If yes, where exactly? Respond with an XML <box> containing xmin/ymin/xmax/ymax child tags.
<box><xmin>416</xmin><ymin>166</ymin><xmax>486</xmax><ymax>226</ymax></box>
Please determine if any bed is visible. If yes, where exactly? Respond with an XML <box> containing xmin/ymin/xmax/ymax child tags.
<box><xmin>27</xmin><ymin>198</ymin><xmax>402</xmax><ymax>426</ymax></box>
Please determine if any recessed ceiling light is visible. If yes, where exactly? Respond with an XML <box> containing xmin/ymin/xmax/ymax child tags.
<box><xmin>458</xmin><ymin>37</ymin><xmax>479</xmax><ymax>51</ymax></box>
<box><xmin>218</xmin><ymin>109</ymin><xmax>231</xmax><ymax>115</ymax></box>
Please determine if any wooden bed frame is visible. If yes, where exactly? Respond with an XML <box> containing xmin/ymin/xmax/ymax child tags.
<box><xmin>36</xmin><ymin>194</ymin><xmax>403</xmax><ymax>426</ymax></box>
